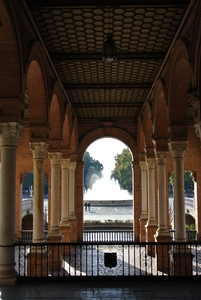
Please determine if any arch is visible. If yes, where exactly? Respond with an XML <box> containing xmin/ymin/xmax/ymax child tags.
<box><xmin>77</xmin><ymin>127</ymin><xmax>137</xmax><ymax>162</ymax></box>
<box><xmin>71</xmin><ymin>117</ymin><xmax>79</xmax><ymax>160</ymax></box>
<box><xmin>0</xmin><ymin>1</ymin><xmax>21</xmax><ymax>97</ymax></box>
<box><xmin>62</xmin><ymin>104</ymin><xmax>73</xmax><ymax>157</ymax></box>
<box><xmin>49</xmin><ymin>89</ymin><xmax>62</xmax><ymax>151</ymax></box>
<box><xmin>152</xmin><ymin>79</ymin><xmax>168</xmax><ymax>151</ymax></box>
<box><xmin>167</xmin><ymin>40</ymin><xmax>192</xmax><ymax>132</ymax></box>
<box><xmin>136</xmin><ymin>117</ymin><xmax>145</xmax><ymax>161</ymax></box>
<box><xmin>27</xmin><ymin>61</ymin><xmax>48</xmax><ymax>125</ymax></box>
<box><xmin>143</xmin><ymin>103</ymin><xmax>154</xmax><ymax>157</ymax></box>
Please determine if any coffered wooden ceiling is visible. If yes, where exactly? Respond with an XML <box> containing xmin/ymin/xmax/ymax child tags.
<box><xmin>24</xmin><ymin>0</ymin><xmax>191</xmax><ymax>123</ymax></box>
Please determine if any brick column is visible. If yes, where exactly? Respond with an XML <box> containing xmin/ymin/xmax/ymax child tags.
<box><xmin>0</xmin><ymin>122</ymin><xmax>22</xmax><ymax>285</ymax></box>
<box><xmin>59</xmin><ymin>158</ymin><xmax>71</xmax><ymax>242</ymax></box>
<box><xmin>145</xmin><ymin>158</ymin><xmax>157</xmax><ymax>256</ymax></box>
<box><xmin>139</xmin><ymin>161</ymin><xmax>148</xmax><ymax>242</ymax></box>
<box><xmin>69</xmin><ymin>162</ymin><xmax>77</xmax><ymax>242</ymax></box>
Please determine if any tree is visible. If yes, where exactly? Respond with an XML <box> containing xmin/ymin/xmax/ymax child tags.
<box><xmin>84</xmin><ymin>151</ymin><xmax>104</xmax><ymax>192</ymax></box>
<box><xmin>169</xmin><ymin>171</ymin><xmax>194</xmax><ymax>191</ymax></box>
<box><xmin>110</xmin><ymin>148</ymin><xmax>132</xmax><ymax>194</ymax></box>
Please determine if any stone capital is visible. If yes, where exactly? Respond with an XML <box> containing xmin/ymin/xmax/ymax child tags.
<box><xmin>61</xmin><ymin>158</ymin><xmax>71</xmax><ymax>169</ymax></box>
<box><xmin>0</xmin><ymin>122</ymin><xmax>23</xmax><ymax>147</ymax></box>
<box><xmin>155</xmin><ymin>151</ymin><xmax>167</xmax><ymax>165</ymax></box>
<box><xmin>146</xmin><ymin>157</ymin><xmax>156</xmax><ymax>169</ymax></box>
<box><xmin>30</xmin><ymin>142</ymin><xmax>48</xmax><ymax>159</ymax></box>
<box><xmin>168</xmin><ymin>141</ymin><xmax>188</xmax><ymax>158</ymax></box>
<box><xmin>48</xmin><ymin>152</ymin><xmax>62</xmax><ymax>165</ymax></box>
<box><xmin>139</xmin><ymin>161</ymin><xmax>147</xmax><ymax>171</ymax></box>
<box><xmin>69</xmin><ymin>162</ymin><xmax>77</xmax><ymax>171</ymax></box>
<box><xmin>194</xmin><ymin>122</ymin><xmax>201</xmax><ymax>141</ymax></box>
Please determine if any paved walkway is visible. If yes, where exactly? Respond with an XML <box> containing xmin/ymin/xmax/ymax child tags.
<box><xmin>0</xmin><ymin>278</ymin><xmax>201</xmax><ymax>299</ymax></box>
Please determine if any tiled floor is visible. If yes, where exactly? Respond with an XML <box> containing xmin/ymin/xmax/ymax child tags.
<box><xmin>0</xmin><ymin>278</ymin><xmax>201</xmax><ymax>299</ymax></box>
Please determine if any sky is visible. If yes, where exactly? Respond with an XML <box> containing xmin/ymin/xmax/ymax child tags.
<box><xmin>86</xmin><ymin>137</ymin><xmax>127</xmax><ymax>177</ymax></box>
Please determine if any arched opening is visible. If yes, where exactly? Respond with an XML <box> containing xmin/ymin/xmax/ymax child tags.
<box><xmin>83</xmin><ymin>137</ymin><xmax>133</xmax><ymax>239</ymax></box>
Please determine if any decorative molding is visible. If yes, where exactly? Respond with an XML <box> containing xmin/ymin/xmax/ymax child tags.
<box><xmin>155</xmin><ymin>151</ymin><xmax>167</xmax><ymax>165</ymax></box>
<box><xmin>194</xmin><ymin>122</ymin><xmax>201</xmax><ymax>140</ymax></box>
<box><xmin>30</xmin><ymin>142</ymin><xmax>48</xmax><ymax>159</ymax></box>
<box><xmin>168</xmin><ymin>141</ymin><xmax>188</xmax><ymax>158</ymax></box>
<box><xmin>0</xmin><ymin>122</ymin><xmax>23</xmax><ymax>147</ymax></box>
<box><xmin>48</xmin><ymin>152</ymin><xmax>62</xmax><ymax>165</ymax></box>
<box><xmin>61</xmin><ymin>158</ymin><xmax>71</xmax><ymax>169</ymax></box>
<box><xmin>69</xmin><ymin>162</ymin><xmax>77</xmax><ymax>171</ymax></box>
<box><xmin>139</xmin><ymin>161</ymin><xmax>147</xmax><ymax>171</ymax></box>
<box><xmin>146</xmin><ymin>157</ymin><xmax>156</xmax><ymax>169</ymax></box>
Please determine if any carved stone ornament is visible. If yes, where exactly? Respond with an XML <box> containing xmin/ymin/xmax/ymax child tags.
<box><xmin>146</xmin><ymin>157</ymin><xmax>156</xmax><ymax>169</ymax></box>
<box><xmin>139</xmin><ymin>161</ymin><xmax>147</xmax><ymax>171</ymax></box>
<box><xmin>61</xmin><ymin>158</ymin><xmax>71</xmax><ymax>169</ymax></box>
<box><xmin>194</xmin><ymin>122</ymin><xmax>201</xmax><ymax>141</ymax></box>
<box><xmin>155</xmin><ymin>151</ymin><xmax>167</xmax><ymax>165</ymax></box>
<box><xmin>69</xmin><ymin>162</ymin><xmax>77</xmax><ymax>171</ymax></box>
<box><xmin>168</xmin><ymin>141</ymin><xmax>188</xmax><ymax>158</ymax></box>
<box><xmin>48</xmin><ymin>152</ymin><xmax>62</xmax><ymax>165</ymax></box>
<box><xmin>0</xmin><ymin>122</ymin><xmax>23</xmax><ymax>147</ymax></box>
<box><xmin>30</xmin><ymin>142</ymin><xmax>48</xmax><ymax>159</ymax></box>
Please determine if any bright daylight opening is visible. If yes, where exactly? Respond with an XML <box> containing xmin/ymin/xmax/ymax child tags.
<box><xmin>83</xmin><ymin>138</ymin><xmax>133</xmax><ymax>228</ymax></box>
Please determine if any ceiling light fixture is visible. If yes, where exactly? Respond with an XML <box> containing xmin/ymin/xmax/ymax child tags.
<box><xmin>102</xmin><ymin>6</ymin><xmax>117</xmax><ymax>63</ymax></box>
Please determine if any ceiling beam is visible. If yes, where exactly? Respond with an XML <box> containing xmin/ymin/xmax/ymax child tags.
<box><xmin>72</xmin><ymin>102</ymin><xmax>143</xmax><ymax>108</ymax></box>
<box><xmin>51</xmin><ymin>53</ymin><xmax>165</xmax><ymax>62</ymax></box>
<box><xmin>26</xmin><ymin>0</ymin><xmax>190</xmax><ymax>8</ymax></box>
<box><xmin>64</xmin><ymin>83</ymin><xmax>152</xmax><ymax>90</ymax></box>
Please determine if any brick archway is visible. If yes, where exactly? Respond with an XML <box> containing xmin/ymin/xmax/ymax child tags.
<box><xmin>75</xmin><ymin>127</ymin><xmax>138</xmax><ymax>241</ymax></box>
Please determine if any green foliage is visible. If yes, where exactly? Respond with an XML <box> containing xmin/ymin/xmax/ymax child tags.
<box><xmin>169</xmin><ymin>171</ymin><xmax>194</xmax><ymax>190</ymax></box>
<box><xmin>22</xmin><ymin>172</ymin><xmax>48</xmax><ymax>195</ymax></box>
<box><xmin>110</xmin><ymin>148</ymin><xmax>132</xmax><ymax>194</ymax></box>
<box><xmin>83</xmin><ymin>151</ymin><xmax>104</xmax><ymax>192</ymax></box>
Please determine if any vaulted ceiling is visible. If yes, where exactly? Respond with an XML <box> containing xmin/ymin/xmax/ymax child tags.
<box><xmin>24</xmin><ymin>0</ymin><xmax>191</xmax><ymax>123</ymax></box>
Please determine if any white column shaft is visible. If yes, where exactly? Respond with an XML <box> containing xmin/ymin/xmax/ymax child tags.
<box><xmin>30</xmin><ymin>143</ymin><xmax>48</xmax><ymax>243</ymax></box>
<box><xmin>61</xmin><ymin>159</ymin><xmax>70</xmax><ymax>224</ymax></box>
<box><xmin>169</xmin><ymin>141</ymin><xmax>187</xmax><ymax>242</ymax></box>
<box><xmin>48</xmin><ymin>153</ymin><xmax>62</xmax><ymax>236</ymax></box>
<box><xmin>146</xmin><ymin>158</ymin><xmax>157</xmax><ymax>225</ymax></box>
<box><xmin>156</xmin><ymin>152</ymin><xmax>168</xmax><ymax>236</ymax></box>
<box><xmin>69</xmin><ymin>162</ymin><xmax>76</xmax><ymax>219</ymax></box>
<box><xmin>140</xmin><ymin>162</ymin><xmax>148</xmax><ymax>218</ymax></box>
<box><xmin>0</xmin><ymin>122</ymin><xmax>23</xmax><ymax>283</ymax></box>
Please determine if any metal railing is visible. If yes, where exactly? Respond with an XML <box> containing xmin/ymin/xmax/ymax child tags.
<box><xmin>21</xmin><ymin>230</ymin><xmax>48</xmax><ymax>242</ymax></box>
<box><xmin>14</xmin><ymin>241</ymin><xmax>201</xmax><ymax>279</ymax></box>
<box><xmin>170</xmin><ymin>230</ymin><xmax>197</xmax><ymax>241</ymax></box>
<box><xmin>83</xmin><ymin>230</ymin><xmax>134</xmax><ymax>242</ymax></box>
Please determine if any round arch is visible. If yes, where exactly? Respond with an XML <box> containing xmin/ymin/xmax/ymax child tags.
<box><xmin>77</xmin><ymin>127</ymin><xmax>137</xmax><ymax>162</ymax></box>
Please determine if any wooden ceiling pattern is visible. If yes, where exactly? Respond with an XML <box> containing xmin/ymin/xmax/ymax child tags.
<box><xmin>25</xmin><ymin>0</ymin><xmax>190</xmax><ymax>122</ymax></box>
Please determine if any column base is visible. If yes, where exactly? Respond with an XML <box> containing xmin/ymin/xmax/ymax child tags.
<box><xmin>69</xmin><ymin>218</ymin><xmax>77</xmax><ymax>242</ymax></box>
<box><xmin>27</xmin><ymin>250</ymin><xmax>48</xmax><ymax>277</ymax></box>
<box><xmin>146</xmin><ymin>223</ymin><xmax>157</xmax><ymax>257</ymax></box>
<box><xmin>140</xmin><ymin>217</ymin><xmax>148</xmax><ymax>242</ymax></box>
<box><xmin>169</xmin><ymin>248</ymin><xmax>194</xmax><ymax>275</ymax></box>
<box><xmin>155</xmin><ymin>235</ymin><xmax>172</xmax><ymax>273</ymax></box>
<box><xmin>0</xmin><ymin>262</ymin><xmax>17</xmax><ymax>285</ymax></box>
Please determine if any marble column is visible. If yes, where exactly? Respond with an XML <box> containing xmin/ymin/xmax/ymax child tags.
<box><xmin>59</xmin><ymin>158</ymin><xmax>71</xmax><ymax>242</ymax></box>
<box><xmin>30</xmin><ymin>142</ymin><xmax>48</xmax><ymax>243</ymax></box>
<box><xmin>155</xmin><ymin>152</ymin><xmax>169</xmax><ymax>237</ymax></box>
<box><xmin>145</xmin><ymin>158</ymin><xmax>157</xmax><ymax>256</ymax></box>
<box><xmin>68</xmin><ymin>162</ymin><xmax>77</xmax><ymax>242</ymax></box>
<box><xmin>146</xmin><ymin>158</ymin><xmax>157</xmax><ymax>227</ymax></box>
<box><xmin>139</xmin><ymin>161</ymin><xmax>148</xmax><ymax>242</ymax></box>
<box><xmin>168</xmin><ymin>141</ymin><xmax>187</xmax><ymax>242</ymax></box>
<box><xmin>47</xmin><ymin>152</ymin><xmax>62</xmax><ymax>240</ymax></box>
<box><xmin>0</xmin><ymin>122</ymin><xmax>22</xmax><ymax>285</ymax></box>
